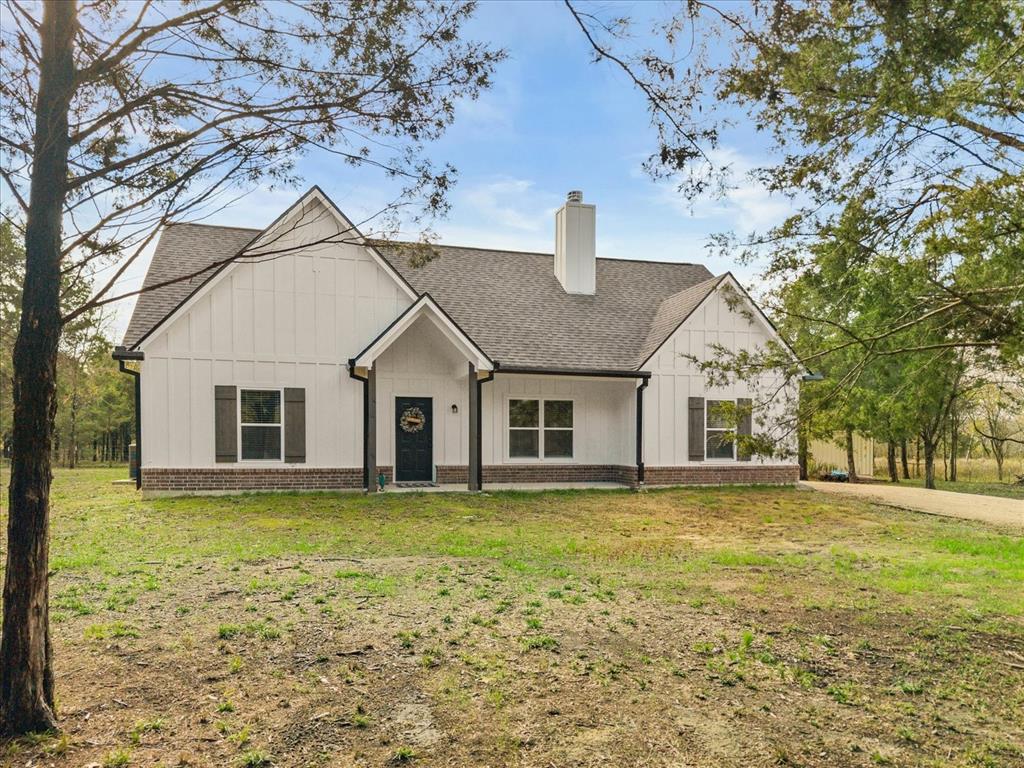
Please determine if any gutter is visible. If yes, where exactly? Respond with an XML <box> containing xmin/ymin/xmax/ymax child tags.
<box><xmin>494</xmin><ymin>362</ymin><xmax>652</xmax><ymax>380</ymax></box>
<box><xmin>112</xmin><ymin>346</ymin><xmax>145</xmax><ymax>490</ymax></box>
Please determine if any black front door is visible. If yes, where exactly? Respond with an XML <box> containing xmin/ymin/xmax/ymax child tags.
<box><xmin>395</xmin><ymin>397</ymin><xmax>433</xmax><ymax>482</ymax></box>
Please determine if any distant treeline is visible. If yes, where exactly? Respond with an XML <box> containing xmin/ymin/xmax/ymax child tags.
<box><xmin>2</xmin><ymin>221</ymin><xmax>134</xmax><ymax>468</ymax></box>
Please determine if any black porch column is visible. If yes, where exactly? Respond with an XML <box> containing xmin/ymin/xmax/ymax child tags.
<box><xmin>635</xmin><ymin>377</ymin><xmax>649</xmax><ymax>487</ymax></box>
<box><xmin>468</xmin><ymin>363</ymin><xmax>480</xmax><ymax>491</ymax></box>
<box><xmin>364</xmin><ymin>365</ymin><xmax>377</xmax><ymax>492</ymax></box>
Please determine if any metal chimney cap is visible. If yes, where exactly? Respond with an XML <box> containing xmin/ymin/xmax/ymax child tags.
<box><xmin>566</xmin><ymin>190</ymin><xmax>583</xmax><ymax>203</ymax></box>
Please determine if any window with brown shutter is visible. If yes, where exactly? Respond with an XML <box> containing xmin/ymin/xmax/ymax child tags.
<box><xmin>215</xmin><ymin>386</ymin><xmax>238</xmax><ymax>462</ymax></box>
<box><xmin>283</xmin><ymin>388</ymin><xmax>306</xmax><ymax>463</ymax></box>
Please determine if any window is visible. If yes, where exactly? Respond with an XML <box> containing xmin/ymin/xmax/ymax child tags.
<box><xmin>705</xmin><ymin>399</ymin><xmax>735</xmax><ymax>460</ymax></box>
<box><xmin>509</xmin><ymin>399</ymin><xmax>539</xmax><ymax>458</ymax></box>
<box><xmin>508</xmin><ymin>399</ymin><xmax>573</xmax><ymax>459</ymax></box>
<box><xmin>240</xmin><ymin>389</ymin><xmax>282</xmax><ymax>460</ymax></box>
<box><xmin>543</xmin><ymin>400</ymin><xmax>573</xmax><ymax>458</ymax></box>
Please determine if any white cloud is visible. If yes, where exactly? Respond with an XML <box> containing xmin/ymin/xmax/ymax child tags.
<box><xmin>653</xmin><ymin>146</ymin><xmax>798</xmax><ymax>235</ymax></box>
<box><xmin>456</xmin><ymin>177</ymin><xmax>562</xmax><ymax>234</ymax></box>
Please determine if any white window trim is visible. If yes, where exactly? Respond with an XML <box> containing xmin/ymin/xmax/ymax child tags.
<box><xmin>238</xmin><ymin>387</ymin><xmax>285</xmax><ymax>463</ymax></box>
<box><xmin>505</xmin><ymin>396</ymin><xmax>576</xmax><ymax>463</ymax></box>
<box><xmin>705</xmin><ymin>399</ymin><xmax>737</xmax><ymax>462</ymax></box>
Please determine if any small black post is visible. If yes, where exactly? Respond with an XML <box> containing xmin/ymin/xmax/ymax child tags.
<box><xmin>468</xmin><ymin>363</ymin><xmax>479</xmax><ymax>491</ymax></box>
<box><xmin>113</xmin><ymin>347</ymin><xmax>144</xmax><ymax>490</ymax></box>
<box><xmin>635</xmin><ymin>376</ymin><xmax>649</xmax><ymax>487</ymax></box>
<box><xmin>365</xmin><ymin>366</ymin><xmax>377</xmax><ymax>493</ymax></box>
<box><xmin>476</xmin><ymin>369</ymin><xmax>494</xmax><ymax>490</ymax></box>
<box><xmin>133</xmin><ymin>371</ymin><xmax>141</xmax><ymax>489</ymax></box>
<box><xmin>361</xmin><ymin>376</ymin><xmax>369</xmax><ymax>490</ymax></box>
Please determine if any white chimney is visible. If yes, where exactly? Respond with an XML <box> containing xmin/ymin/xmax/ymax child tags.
<box><xmin>554</xmin><ymin>190</ymin><xmax>596</xmax><ymax>295</ymax></box>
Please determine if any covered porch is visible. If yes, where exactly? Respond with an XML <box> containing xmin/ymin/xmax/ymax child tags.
<box><xmin>348</xmin><ymin>296</ymin><xmax>650</xmax><ymax>492</ymax></box>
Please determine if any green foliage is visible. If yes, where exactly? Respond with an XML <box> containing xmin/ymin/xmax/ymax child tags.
<box><xmin>0</xmin><ymin>220</ymin><xmax>133</xmax><ymax>466</ymax></box>
<box><xmin>102</xmin><ymin>749</ymin><xmax>131</xmax><ymax>768</ymax></box>
<box><xmin>237</xmin><ymin>749</ymin><xmax>272</xmax><ymax>767</ymax></box>
<box><xmin>128</xmin><ymin>717</ymin><xmax>164</xmax><ymax>744</ymax></box>
<box><xmin>575</xmin><ymin>0</ymin><xmax>1023</xmax><ymax>468</ymax></box>
<box><xmin>723</xmin><ymin>0</ymin><xmax>1023</xmax><ymax>362</ymax></box>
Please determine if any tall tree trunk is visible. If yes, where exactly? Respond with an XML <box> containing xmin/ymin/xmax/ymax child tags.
<box><xmin>900</xmin><ymin>439</ymin><xmax>909</xmax><ymax>479</ymax></box>
<box><xmin>922</xmin><ymin>432</ymin><xmax>937</xmax><ymax>490</ymax></box>
<box><xmin>886</xmin><ymin>440</ymin><xmax>898</xmax><ymax>483</ymax></box>
<box><xmin>1</xmin><ymin>0</ymin><xmax>76</xmax><ymax>736</ymax></box>
<box><xmin>914</xmin><ymin>436</ymin><xmax>921</xmax><ymax>478</ymax></box>
<box><xmin>942</xmin><ymin>428</ymin><xmax>948</xmax><ymax>482</ymax></box>
<box><xmin>845</xmin><ymin>425</ymin><xmax>857</xmax><ymax>480</ymax></box>
<box><xmin>797</xmin><ymin>427</ymin><xmax>808</xmax><ymax>481</ymax></box>
<box><xmin>949</xmin><ymin>420</ymin><xmax>958</xmax><ymax>483</ymax></box>
<box><xmin>68</xmin><ymin>381</ymin><xmax>78</xmax><ymax>470</ymax></box>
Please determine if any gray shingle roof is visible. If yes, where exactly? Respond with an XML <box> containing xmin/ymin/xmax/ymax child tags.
<box><xmin>124</xmin><ymin>224</ymin><xmax>720</xmax><ymax>370</ymax></box>
<box><xmin>378</xmin><ymin>243</ymin><xmax>715</xmax><ymax>370</ymax></box>
<box><xmin>123</xmin><ymin>223</ymin><xmax>259</xmax><ymax>348</ymax></box>
<box><xmin>636</xmin><ymin>274</ymin><xmax>725</xmax><ymax>365</ymax></box>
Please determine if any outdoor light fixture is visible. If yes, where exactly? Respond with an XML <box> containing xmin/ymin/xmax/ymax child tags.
<box><xmin>451</xmin><ymin>403</ymin><xmax>458</xmax><ymax>414</ymax></box>
<box><xmin>801</xmin><ymin>371</ymin><xmax>825</xmax><ymax>382</ymax></box>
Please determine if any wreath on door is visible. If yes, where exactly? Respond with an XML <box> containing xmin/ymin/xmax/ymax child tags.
<box><xmin>400</xmin><ymin>406</ymin><xmax>426</xmax><ymax>433</ymax></box>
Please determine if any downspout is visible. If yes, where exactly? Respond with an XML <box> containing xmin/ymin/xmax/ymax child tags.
<box><xmin>476</xmin><ymin>368</ymin><xmax>495</xmax><ymax>490</ymax></box>
<box><xmin>112</xmin><ymin>347</ymin><xmax>144</xmax><ymax>490</ymax></box>
<box><xmin>635</xmin><ymin>375</ymin><xmax>650</xmax><ymax>489</ymax></box>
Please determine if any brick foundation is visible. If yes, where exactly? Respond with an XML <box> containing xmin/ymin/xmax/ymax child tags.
<box><xmin>643</xmin><ymin>464</ymin><xmax>799</xmax><ymax>486</ymax></box>
<box><xmin>435</xmin><ymin>465</ymin><xmax>469</xmax><ymax>484</ymax></box>
<box><xmin>143</xmin><ymin>467</ymin><xmax>371</xmax><ymax>493</ymax></box>
<box><xmin>143</xmin><ymin>462</ymin><xmax>797</xmax><ymax>494</ymax></box>
<box><xmin>481</xmin><ymin>464</ymin><xmax>638</xmax><ymax>485</ymax></box>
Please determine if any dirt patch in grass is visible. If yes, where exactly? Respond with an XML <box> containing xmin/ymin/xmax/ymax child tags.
<box><xmin>3</xmin><ymin>470</ymin><xmax>1023</xmax><ymax>767</ymax></box>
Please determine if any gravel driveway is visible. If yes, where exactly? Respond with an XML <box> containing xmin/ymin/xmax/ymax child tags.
<box><xmin>802</xmin><ymin>481</ymin><xmax>1024</xmax><ymax>529</ymax></box>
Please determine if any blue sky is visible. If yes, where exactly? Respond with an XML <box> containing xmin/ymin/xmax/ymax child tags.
<box><xmin>112</xmin><ymin>1</ymin><xmax>792</xmax><ymax>337</ymax></box>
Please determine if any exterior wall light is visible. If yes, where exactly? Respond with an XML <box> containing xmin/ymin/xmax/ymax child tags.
<box><xmin>450</xmin><ymin>403</ymin><xmax>459</xmax><ymax>414</ymax></box>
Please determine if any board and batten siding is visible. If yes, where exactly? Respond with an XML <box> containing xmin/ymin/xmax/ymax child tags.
<box><xmin>138</xmin><ymin>198</ymin><xmax>413</xmax><ymax>469</ymax></box>
<box><xmin>643</xmin><ymin>285</ymin><xmax>797</xmax><ymax>467</ymax></box>
<box><xmin>373</xmin><ymin>315</ymin><xmax>472</xmax><ymax>468</ymax></box>
<box><xmin>481</xmin><ymin>375</ymin><xmax>636</xmax><ymax>466</ymax></box>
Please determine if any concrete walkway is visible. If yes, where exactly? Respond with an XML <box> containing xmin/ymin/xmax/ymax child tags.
<box><xmin>802</xmin><ymin>481</ymin><xmax>1024</xmax><ymax>529</ymax></box>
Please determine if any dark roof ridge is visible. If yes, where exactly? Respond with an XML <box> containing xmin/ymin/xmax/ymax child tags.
<box><xmin>160</xmin><ymin>227</ymin><xmax>707</xmax><ymax>270</ymax></box>
<box><xmin>165</xmin><ymin>221</ymin><xmax>263</xmax><ymax>233</ymax></box>
<box><xmin>376</xmin><ymin>238</ymin><xmax>703</xmax><ymax>267</ymax></box>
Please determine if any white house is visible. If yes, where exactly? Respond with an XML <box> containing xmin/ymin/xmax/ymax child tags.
<box><xmin>115</xmin><ymin>187</ymin><xmax>798</xmax><ymax>494</ymax></box>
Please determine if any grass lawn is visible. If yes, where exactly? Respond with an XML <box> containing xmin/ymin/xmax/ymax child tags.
<box><xmin>3</xmin><ymin>468</ymin><xmax>1023</xmax><ymax>767</ymax></box>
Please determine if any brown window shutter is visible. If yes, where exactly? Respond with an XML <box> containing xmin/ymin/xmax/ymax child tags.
<box><xmin>737</xmin><ymin>397</ymin><xmax>753</xmax><ymax>461</ymax></box>
<box><xmin>215</xmin><ymin>385</ymin><xmax>237</xmax><ymax>462</ymax></box>
<box><xmin>284</xmin><ymin>388</ymin><xmax>306</xmax><ymax>463</ymax></box>
<box><xmin>688</xmin><ymin>397</ymin><xmax>704</xmax><ymax>462</ymax></box>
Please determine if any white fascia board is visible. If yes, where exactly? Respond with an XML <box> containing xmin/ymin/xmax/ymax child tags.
<box><xmin>352</xmin><ymin>294</ymin><xmax>492</xmax><ymax>371</ymax></box>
